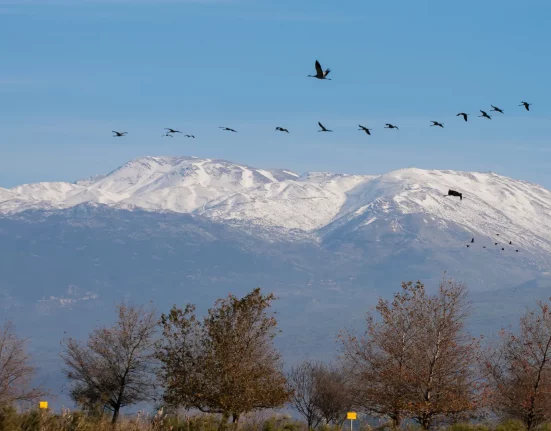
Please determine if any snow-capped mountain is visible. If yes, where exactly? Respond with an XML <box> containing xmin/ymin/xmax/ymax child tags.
<box><xmin>2</xmin><ymin>156</ymin><xmax>551</xmax><ymax>254</ymax></box>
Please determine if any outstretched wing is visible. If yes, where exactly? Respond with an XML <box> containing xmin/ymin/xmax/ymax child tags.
<box><xmin>315</xmin><ymin>60</ymin><xmax>323</xmax><ymax>76</ymax></box>
<box><xmin>324</xmin><ymin>68</ymin><xmax>331</xmax><ymax>77</ymax></box>
<box><xmin>318</xmin><ymin>121</ymin><xmax>324</xmax><ymax>130</ymax></box>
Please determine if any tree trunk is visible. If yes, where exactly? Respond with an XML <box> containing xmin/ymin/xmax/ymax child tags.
<box><xmin>111</xmin><ymin>404</ymin><xmax>121</xmax><ymax>424</ymax></box>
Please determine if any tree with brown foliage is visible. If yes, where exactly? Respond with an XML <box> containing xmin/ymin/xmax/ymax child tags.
<box><xmin>485</xmin><ymin>298</ymin><xmax>551</xmax><ymax>431</ymax></box>
<box><xmin>340</xmin><ymin>277</ymin><xmax>484</xmax><ymax>430</ymax></box>
<box><xmin>0</xmin><ymin>320</ymin><xmax>44</xmax><ymax>406</ymax></box>
<box><xmin>157</xmin><ymin>288</ymin><xmax>290</xmax><ymax>427</ymax></box>
<box><xmin>405</xmin><ymin>278</ymin><xmax>485</xmax><ymax>430</ymax></box>
<box><xmin>61</xmin><ymin>303</ymin><xmax>158</xmax><ymax>423</ymax></box>
<box><xmin>339</xmin><ymin>281</ymin><xmax>422</xmax><ymax>427</ymax></box>
<box><xmin>287</xmin><ymin>361</ymin><xmax>324</xmax><ymax>430</ymax></box>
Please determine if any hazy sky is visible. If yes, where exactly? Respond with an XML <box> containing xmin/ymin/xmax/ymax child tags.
<box><xmin>1</xmin><ymin>0</ymin><xmax>550</xmax><ymax>188</ymax></box>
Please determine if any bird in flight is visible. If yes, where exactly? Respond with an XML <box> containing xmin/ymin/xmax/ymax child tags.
<box><xmin>112</xmin><ymin>131</ymin><xmax>127</xmax><ymax>137</ymax></box>
<box><xmin>456</xmin><ymin>113</ymin><xmax>469</xmax><ymax>122</ymax></box>
<box><xmin>479</xmin><ymin>110</ymin><xmax>492</xmax><ymax>120</ymax></box>
<box><xmin>491</xmin><ymin>105</ymin><xmax>504</xmax><ymax>114</ymax></box>
<box><xmin>358</xmin><ymin>125</ymin><xmax>372</xmax><ymax>135</ymax></box>
<box><xmin>162</xmin><ymin>132</ymin><xmax>174</xmax><ymax>138</ymax></box>
<box><xmin>430</xmin><ymin>121</ymin><xmax>444</xmax><ymax>128</ymax></box>
<box><xmin>165</xmin><ymin>128</ymin><xmax>182</xmax><ymax>134</ymax></box>
<box><xmin>184</xmin><ymin>135</ymin><xmax>195</xmax><ymax>138</ymax></box>
<box><xmin>308</xmin><ymin>60</ymin><xmax>331</xmax><ymax>80</ymax></box>
<box><xmin>494</xmin><ymin>242</ymin><xmax>499</xmax><ymax>246</ymax></box>
<box><xmin>275</xmin><ymin>127</ymin><xmax>289</xmax><ymax>133</ymax></box>
<box><xmin>385</xmin><ymin>123</ymin><xmax>399</xmax><ymax>130</ymax></box>
<box><xmin>219</xmin><ymin>127</ymin><xmax>237</xmax><ymax>133</ymax></box>
<box><xmin>471</xmin><ymin>238</ymin><xmax>474</xmax><ymax>243</ymax></box>
<box><xmin>519</xmin><ymin>101</ymin><xmax>531</xmax><ymax>111</ymax></box>
<box><xmin>318</xmin><ymin>122</ymin><xmax>333</xmax><ymax>132</ymax></box>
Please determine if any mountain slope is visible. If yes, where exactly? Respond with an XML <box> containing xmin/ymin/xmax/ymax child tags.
<box><xmin>2</xmin><ymin>156</ymin><xmax>551</xmax><ymax>254</ymax></box>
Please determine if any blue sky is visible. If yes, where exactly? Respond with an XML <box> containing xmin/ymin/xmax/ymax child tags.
<box><xmin>1</xmin><ymin>0</ymin><xmax>550</xmax><ymax>188</ymax></box>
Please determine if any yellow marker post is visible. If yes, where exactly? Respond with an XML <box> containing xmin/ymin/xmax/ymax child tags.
<box><xmin>347</xmin><ymin>412</ymin><xmax>357</xmax><ymax>431</ymax></box>
<box><xmin>39</xmin><ymin>401</ymin><xmax>48</xmax><ymax>410</ymax></box>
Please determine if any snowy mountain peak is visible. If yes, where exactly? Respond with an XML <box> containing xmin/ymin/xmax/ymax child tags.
<box><xmin>1</xmin><ymin>156</ymin><xmax>551</xmax><ymax>253</ymax></box>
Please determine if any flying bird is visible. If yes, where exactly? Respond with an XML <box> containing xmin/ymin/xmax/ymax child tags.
<box><xmin>308</xmin><ymin>60</ymin><xmax>331</xmax><ymax>80</ymax></box>
<box><xmin>112</xmin><ymin>131</ymin><xmax>127</xmax><ymax>137</ymax></box>
<box><xmin>358</xmin><ymin>125</ymin><xmax>372</xmax><ymax>135</ymax></box>
<box><xmin>483</xmin><ymin>246</ymin><xmax>487</xmax><ymax>249</ymax></box>
<box><xmin>445</xmin><ymin>189</ymin><xmax>463</xmax><ymax>200</ymax></box>
<box><xmin>471</xmin><ymin>238</ymin><xmax>474</xmax><ymax>243</ymax></box>
<box><xmin>184</xmin><ymin>135</ymin><xmax>195</xmax><ymax>138</ymax></box>
<box><xmin>430</xmin><ymin>121</ymin><xmax>444</xmax><ymax>128</ymax></box>
<box><xmin>317</xmin><ymin>122</ymin><xmax>333</xmax><ymax>132</ymax></box>
<box><xmin>501</xmin><ymin>247</ymin><xmax>505</xmax><ymax>251</ymax></box>
<box><xmin>219</xmin><ymin>127</ymin><xmax>237</xmax><ymax>133</ymax></box>
<box><xmin>495</xmin><ymin>242</ymin><xmax>499</xmax><ymax>246</ymax></box>
<box><xmin>275</xmin><ymin>127</ymin><xmax>289</xmax><ymax>133</ymax></box>
<box><xmin>509</xmin><ymin>241</ymin><xmax>512</xmax><ymax>245</ymax></box>
<box><xmin>519</xmin><ymin>101</ymin><xmax>531</xmax><ymax>111</ymax></box>
<box><xmin>496</xmin><ymin>234</ymin><xmax>500</xmax><ymax>236</ymax></box>
<box><xmin>385</xmin><ymin>123</ymin><xmax>399</xmax><ymax>130</ymax></box>
<box><xmin>456</xmin><ymin>113</ymin><xmax>469</xmax><ymax>122</ymax></box>
<box><xmin>491</xmin><ymin>105</ymin><xmax>504</xmax><ymax>114</ymax></box>
<box><xmin>516</xmin><ymin>249</ymin><xmax>519</xmax><ymax>252</ymax></box>
<box><xmin>479</xmin><ymin>110</ymin><xmax>492</xmax><ymax>120</ymax></box>
<box><xmin>467</xmin><ymin>245</ymin><xmax>470</xmax><ymax>248</ymax></box>
<box><xmin>165</xmin><ymin>128</ymin><xmax>182</xmax><ymax>134</ymax></box>
<box><xmin>162</xmin><ymin>132</ymin><xmax>174</xmax><ymax>138</ymax></box>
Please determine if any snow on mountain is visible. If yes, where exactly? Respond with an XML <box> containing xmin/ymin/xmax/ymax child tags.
<box><xmin>1</xmin><ymin>156</ymin><xmax>551</xmax><ymax>253</ymax></box>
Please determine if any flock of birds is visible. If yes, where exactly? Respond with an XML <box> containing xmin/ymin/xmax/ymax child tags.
<box><xmin>111</xmin><ymin>60</ymin><xmax>533</xmax><ymax>139</ymax></box>
<box><xmin>110</xmin><ymin>60</ymin><xmax>533</xmax><ymax>256</ymax></box>
<box><xmin>467</xmin><ymin>235</ymin><xmax>520</xmax><ymax>253</ymax></box>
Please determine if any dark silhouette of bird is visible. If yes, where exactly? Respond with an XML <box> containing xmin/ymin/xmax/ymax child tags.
<box><xmin>494</xmin><ymin>242</ymin><xmax>499</xmax><ymax>246</ymax></box>
<box><xmin>430</xmin><ymin>121</ymin><xmax>444</xmax><ymax>128</ymax></box>
<box><xmin>162</xmin><ymin>132</ymin><xmax>174</xmax><ymax>138</ymax></box>
<box><xmin>501</xmin><ymin>247</ymin><xmax>505</xmax><ymax>251</ymax></box>
<box><xmin>483</xmin><ymin>246</ymin><xmax>486</xmax><ymax>249</ymax></box>
<box><xmin>516</xmin><ymin>249</ymin><xmax>519</xmax><ymax>252</ymax></box>
<box><xmin>165</xmin><ymin>128</ymin><xmax>182</xmax><ymax>134</ymax></box>
<box><xmin>358</xmin><ymin>125</ymin><xmax>372</xmax><ymax>135</ymax></box>
<box><xmin>496</xmin><ymin>234</ymin><xmax>500</xmax><ymax>236</ymax></box>
<box><xmin>385</xmin><ymin>123</ymin><xmax>399</xmax><ymax>130</ymax></box>
<box><xmin>219</xmin><ymin>127</ymin><xmax>237</xmax><ymax>133</ymax></box>
<box><xmin>184</xmin><ymin>135</ymin><xmax>195</xmax><ymax>138</ymax></box>
<box><xmin>491</xmin><ymin>105</ymin><xmax>504</xmax><ymax>114</ymax></box>
<box><xmin>471</xmin><ymin>238</ymin><xmax>474</xmax><ymax>243</ymax></box>
<box><xmin>308</xmin><ymin>60</ymin><xmax>331</xmax><ymax>80</ymax></box>
<box><xmin>519</xmin><ymin>101</ymin><xmax>531</xmax><ymax>111</ymax></box>
<box><xmin>275</xmin><ymin>127</ymin><xmax>289</xmax><ymax>133</ymax></box>
<box><xmin>509</xmin><ymin>241</ymin><xmax>512</xmax><ymax>245</ymax></box>
<box><xmin>456</xmin><ymin>113</ymin><xmax>469</xmax><ymax>122</ymax></box>
<box><xmin>112</xmin><ymin>131</ymin><xmax>127</xmax><ymax>137</ymax></box>
<box><xmin>467</xmin><ymin>245</ymin><xmax>470</xmax><ymax>248</ymax></box>
<box><xmin>445</xmin><ymin>189</ymin><xmax>463</xmax><ymax>200</ymax></box>
<box><xmin>318</xmin><ymin>122</ymin><xmax>333</xmax><ymax>132</ymax></box>
<box><xmin>479</xmin><ymin>110</ymin><xmax>492</xmax><ymax>120</ymax></box>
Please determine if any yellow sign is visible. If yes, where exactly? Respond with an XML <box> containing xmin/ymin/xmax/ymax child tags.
<box><xmin>39</xmin><ymin>401</ymin><xmax>48</xmax><ymax>409</ymax></box>
<box><xmin>347</xmin><ymin>412</ymin><xmax>357</xmax><ymax>420</ymax></box>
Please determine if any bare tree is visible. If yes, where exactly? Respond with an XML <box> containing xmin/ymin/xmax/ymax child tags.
<box><xmin>287</xmin><ymin>361</ymin><xmax>324</xmax><ymax>429</ymax></box>
<box><xmin>157</xmin><ymin>288</ymin><xmax>290</xmax><ymax>427</ymax></box>
<box><xmin>485</xmin><ymin>298</ymin><xmax>551</xmax><ymax>430</ymax></box>
<box><xmin>61</xmin><ymin>303</ymin><xmax>158</xmax><ymax>423</ymax></box>
<box><xmin>313</xmin><ymin>363</ymin><xmax>353</xmax><ymax>427</ymax></box>
<box><xmin>0</xmin><ymin>320</ymin><xmax>44</xmax><ymax>406</ymax></box>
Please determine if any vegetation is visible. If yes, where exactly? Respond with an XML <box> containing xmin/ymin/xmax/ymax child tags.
<box><xmin>61</xmin><ymin>303</ymin><xmax>158</xmax><ymax>423</ymax></box>
<box><xmin>3</xmin><ymin>279</ymin><xmax>551</xmax><ymax>430</ymax></box>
